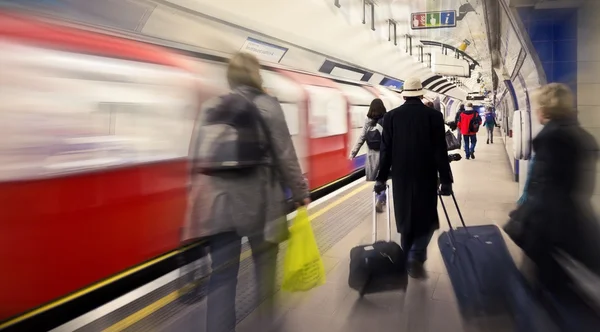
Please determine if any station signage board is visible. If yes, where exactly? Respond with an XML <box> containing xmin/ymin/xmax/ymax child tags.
<box><xmin>240</xmin><ymin>37</ymin><xmax>288</xmax><ymax>63</ymax></box>
<box><xmin>411</xmin><ymin>10</ymin><xmax>457</xmax><ymax>29</ymax></box>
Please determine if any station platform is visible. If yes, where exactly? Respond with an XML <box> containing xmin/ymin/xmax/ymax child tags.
<box><xmin>52</xmin><ymin>129</ymin><xmax>521</xmax><ymax>332</ymax></box>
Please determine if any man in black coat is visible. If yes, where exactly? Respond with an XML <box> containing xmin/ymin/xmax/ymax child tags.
<box><xmin>374</xmin><ymin>77</ymin><xmax>453</xmax><ymax>279</ymax></box>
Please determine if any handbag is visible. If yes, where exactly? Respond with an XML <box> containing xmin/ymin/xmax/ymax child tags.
<box><xmin>445</xmin><ymin>129</ymin><xmax>461</xmax><ymax>151</ymax></box>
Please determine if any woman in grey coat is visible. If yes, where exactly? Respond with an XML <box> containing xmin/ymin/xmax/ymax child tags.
<box><xmin>349</xmin><ymin>98</ymin><xmax>387</xmax><ymax>212</ymax></box>
<box><xmin>184</xmin><ymin>52</ymin><xmax>310</xmax><ymax>332</ymax></box>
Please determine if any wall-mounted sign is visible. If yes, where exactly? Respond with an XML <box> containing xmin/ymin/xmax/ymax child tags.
<box><xmin>380</xmin><ymin>77</ymin><xmax>404</xmax><ymax>90</ymax></box>
<box><xmin>240</xmin><ymin>37</ymin><xmax>288</xmax><ymax>63</ymax></box>
<box><xmin>411</xmin><ymin>10</ymin><xmax>457</xmax><ymax>30</ymax></box>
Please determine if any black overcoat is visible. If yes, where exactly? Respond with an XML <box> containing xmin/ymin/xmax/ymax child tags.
<box><xmin>376</xmin><ymin>99</ymin><xmax>453</xmax><ymax>247</ymax></box>
<box><xmin>506</xmin><ymin>117</ymin><xmax>600</xmax><ymax>290</ymax></box>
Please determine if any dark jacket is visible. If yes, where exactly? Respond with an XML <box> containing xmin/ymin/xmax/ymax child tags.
<box><xmin>454</xmin><ymin>107</ymin><xmax>465</xmax><ymax>124</ymax></box>
<box><xmin>376</xmin><ymin>99</ymin><xmax>453</xmax><ymax>245</ymax></box>
<box><xmin>506</xmin><ymin>116</ymin><xmax>600</xmax><ymax>291</ymax></box>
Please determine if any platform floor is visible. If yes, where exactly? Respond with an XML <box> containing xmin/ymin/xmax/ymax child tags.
<box><xmin>235</xmin><ymin>130</ymin><xmax>521</xmax><ymax>332</ymax></box>
<box><xmin>152</xmin><ymin>130</ymin><xmax>521</xmax><ymax>332</ymax></box>
<box><xmin>63</xmin><ymin>129</ymin><xmax>522</xmax><ymax>332</ymax></box>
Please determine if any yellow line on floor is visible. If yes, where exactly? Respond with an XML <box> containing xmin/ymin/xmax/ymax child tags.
<box><xmin>102</xmin><ymin>182</ymin><xmax>371</xmax><ymax>332</ymax></box>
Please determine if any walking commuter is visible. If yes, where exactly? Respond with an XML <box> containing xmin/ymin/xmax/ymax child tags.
<box><xmin>454</xmin><ymin>104</ymin><xmax>465</xmax><ymax>124</ymax></box>
<box><xmin>350</xmin><ymin>99</ymin><xmax>387</xmax><ymax>212</ymax></box>
<box><xmin>453</xmin><ymin>104</ymin><xmax>465</xmax><ymax>145</ymax></box>
<box><xmin>185</xmin><ymin>52</ymin><xmax>310</xmax><ymax>332</ymax></box>
<box><xmin>457</xmin><ymin>102</ymin><xmax>481</xmax><ymax>159</ymax></box>
<box><xmin>374</xmin><ymin>77</ymin><xmax>453</xmax><ymax>279</ymax></box>
<box><xmin>504</xmin><ymin>83</ymin><xmax>600</xmax><ymax>331</ymax></box>
<box><xmin>483</xmin><ymin>107</ymin><xmax>497</xmax><ymax>144</ymax></box>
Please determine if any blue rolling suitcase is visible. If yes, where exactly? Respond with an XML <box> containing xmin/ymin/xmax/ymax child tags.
<box><xmin>437</xmin><ymin>193</ymin><xmax>516</xmax><ymax>320</ymax></box>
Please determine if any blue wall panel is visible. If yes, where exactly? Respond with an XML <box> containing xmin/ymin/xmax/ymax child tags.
<box><xmin>518</xmin><ymin>7</ymin><xmax>578</xmax><ymax>98</ymax></box>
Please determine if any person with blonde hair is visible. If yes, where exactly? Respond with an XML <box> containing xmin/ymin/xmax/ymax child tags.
<box><xmin>505</xmin><ymin>83</ymin><xmax>600</xmax><ymax>330</ymax></box>
<box><xmin>187</xmin><ymin>52</ymin><xmax>310</xmax><ymax>332</ymax></box>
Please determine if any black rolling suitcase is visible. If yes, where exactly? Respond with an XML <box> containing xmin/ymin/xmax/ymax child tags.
<box><xmin>349</xmin><ymin>186</ymin><xmax>405</xmax><ymax>296</ymax></box>
<box><xmin>437</xmin><ymin>193</ymin><xmax>516</xmax><ymax>319</ymax></box>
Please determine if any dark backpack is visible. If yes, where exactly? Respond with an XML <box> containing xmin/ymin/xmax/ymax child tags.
<box><xmin>365</xmin><ymin>118</ymin><xmax>384</xmax><ymax>150</ymax></box>
<box><xmin>193</xmin><ymin>89</ymin><xmax>272</xmax><ymax>173</ymax></box>
<box><xmin>469</xmin><ymin>114</ymin><xmax>481</xmax><ymax>133</ymax></box>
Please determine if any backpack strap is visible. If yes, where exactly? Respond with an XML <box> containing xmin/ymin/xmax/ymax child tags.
<box><xmin>235</xmin><ymin>89</ymin><xmax>279</xmax><ymax>183</ymax></box>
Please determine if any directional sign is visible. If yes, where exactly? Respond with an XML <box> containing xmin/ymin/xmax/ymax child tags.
<box><xmin>411</xmin><ymin>10</ymin><xmax>457</xmax><ymax>30</ymax></box>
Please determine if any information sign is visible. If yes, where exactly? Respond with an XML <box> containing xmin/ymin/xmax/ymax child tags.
<box><xmin>240</xmin><ymin>37</ymin><xmax>288</xmax><ymax>63</ymax></box>
<box><xmin>411</xmin><ymin>10</ymin><xmax>457</xmax><ymax>29</ymax></box>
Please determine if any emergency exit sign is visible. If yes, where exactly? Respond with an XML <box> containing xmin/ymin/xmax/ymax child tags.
<box><xmin>411</xmin><ymin>10</ymin><xmax>457</xmax><ymax>29</ymax></box>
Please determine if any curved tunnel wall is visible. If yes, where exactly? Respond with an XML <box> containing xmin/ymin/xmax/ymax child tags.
<box><xmin>498</xmin><ymin>1</ymin><xmax>599</xmax><ymax>212</ymax></box>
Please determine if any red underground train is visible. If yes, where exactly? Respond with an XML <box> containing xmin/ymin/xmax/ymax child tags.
<box><xmin>0</xmin><ymin>11</ymin><xmax>406</xmax><ymax>330</ymax></box>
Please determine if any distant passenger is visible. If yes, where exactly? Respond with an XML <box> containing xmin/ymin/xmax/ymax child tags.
<box><xmin>186</xmin><ymin>52</ymin><xmax>310</xmax><ymax>332</ymax></box>
<box><xmin>374</xmin><ymin>77</ymin><xmax>453</xmax><ymax>279</ymax></box>
<box><xmin>457</xmin><ymin>102</ymin><xmax>481</xmax><ymax>159</ymax></box>
<box><xmin>505</xmin><ymin>83</ymin><xmax>600</xmax><ymax>331</ymax></box>
<box><xmin>454</xmin><ymin>103</ymin><xmax>465</xmax><ymax>125</ymax></box>
<box><xmin>350</xmin><ymin>98</ymin><xmax>387</xmax><ymax>212</ymax></box>
<box><xmin>483</xmin><ymin>107</ymin><xmax>497</xmax><ymax>144</ymax></box>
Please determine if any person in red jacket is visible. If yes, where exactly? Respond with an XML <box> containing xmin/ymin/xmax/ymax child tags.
<box><xmin>457</xmin><ymin>102</ymin><xmax>481</xmax><ymax>159</ymax></box>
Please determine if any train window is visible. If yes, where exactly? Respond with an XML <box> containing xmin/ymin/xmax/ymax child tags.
<box><xmin>261</xmin><ymin>70</ymin><xmax>303</xmax><ymax>104</ymax></box>
<box><xmin>0</xmin><ymin>44</ymin><xmax>196</xmax><ymax>181</ymax></box>
<box><xmin>280</xmin><ymin>103</ymin><xmax>300</xmax><ymax>136</ymax></box>
<box><xmin>336</xmin><ymin>83</ymin><xmax>375</xmax><ymax>106</ymax></box>
<box><xmin>194</xmin><ymin>61</ymin><xmax>229</xmax><ymax>92</ymax></box>
<box><xmin>304</xmin><ymin>85</ymin><xmax>347</xmax><ymax>138</ymax></box>
<box><xmin>261</xmin><ymin>70</ymin><xmax>302</xmax><ymax>136</ymax></box>
<box><xmin>350</xmin><ymin>105</ymin><xmax>369</xmax><ymax>129</ymax></box>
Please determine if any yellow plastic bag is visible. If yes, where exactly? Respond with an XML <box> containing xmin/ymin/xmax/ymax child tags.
<box><xmin>282</xmin><ymin>207</ymin><xmax>326</xmax><ymax>292</ymax></box>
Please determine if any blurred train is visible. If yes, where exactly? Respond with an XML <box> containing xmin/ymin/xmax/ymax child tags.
<box><xmin>0</xmin><ymin>12</ymin><xmax>442</xmax><ymax>324</ymax></box>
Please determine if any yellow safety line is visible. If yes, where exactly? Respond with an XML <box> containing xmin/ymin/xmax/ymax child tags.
<box><xmin>0</xmin><ymin>246</ymin><xmax>195</xmax><ymax>330</ymax></box>
<box><xmin>0</xmin><ymin>175</ymin><xmax>361</xmax><ymax>330</ymax></box>
<box><xmin>103</xmin><ymin>182</ymin><xmax>371</xmax><ymax>332</ymax></box>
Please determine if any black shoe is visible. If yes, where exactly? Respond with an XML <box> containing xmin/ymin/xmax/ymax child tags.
<box><xmin>491</xmin><ymin>140</ymin><xmax>493</xmax><ymax>144</ymax></box>
<box><xmin>407</xmin><ymin>261</ymin><xmax>427</xmax><ymax>279</ymax></box>
<box><xmin>466</xmin><ymin>154</ymin><xmax>471</xmax><ymax>160</ymax></box>
<box><xmin>486</xmin><ymin>139</ymin><xmax>489</xmax><ymax>144</ymax></box>
<box><xmin>471</xmin><ymin>153</ymin><xmax>475</xmax><ymax>159</ymax></box>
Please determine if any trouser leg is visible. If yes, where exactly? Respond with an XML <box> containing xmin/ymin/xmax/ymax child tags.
<box><xmin>470</xmin><ymin>135</ymin><xmax>478</xmax><ymax>153</ymax></box>
<box><xmin>407</xmin><ymin>231</ymin><xmax>435</xmax><ymax>263</ymax></box>
<box><xmin>248</xmin><ymin>235</ymin><xmax>279</xmax><ymax>326</ymax></box>
<box><xmin>463</xmin><ymin>135</ymin><xmax>471</xmax><ymax>156</ymax></box>
<box><xmin>206</xmin><ymin>232</ymin><xmax>242</xmax><ymax>332</ymax></box>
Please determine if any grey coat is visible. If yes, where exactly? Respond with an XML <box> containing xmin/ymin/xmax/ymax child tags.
<box><xmin>350</xmin><ymin>117</ymin><xmax>382</xmax><ymax>181</ymax></box>
<box><xmin>183</xmin><ymin>87</ymin><xmax>309</xmax><ymax>244</ymax></box>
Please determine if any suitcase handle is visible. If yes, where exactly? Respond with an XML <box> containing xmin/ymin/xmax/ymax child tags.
<box><xmin>372</xmin><ymin>184</ymin><xmax>392</xmax><ymax>243</ymax></box>
<box><xmin>438</xmin><ymin>192</ymin><xmax>468</xmax><ymax>250</ymax></box>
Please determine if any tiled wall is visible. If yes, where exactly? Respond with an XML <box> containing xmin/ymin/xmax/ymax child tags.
<box><xmin>517</xmin><ymin>7</ymin><xmax>578</xmax><ymax>94</ymax></box>
<box><xmin>578</xmin><ymin>0</ymin><xmax>600</xmax><ymax>214</ymax></box>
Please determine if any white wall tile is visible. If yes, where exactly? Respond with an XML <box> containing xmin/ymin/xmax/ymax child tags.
<box><xmin>578</xmin><ymin>84</ymin><xmax>600</xmax><ymax>106</ymax></box>
<box><xmin>578</xmin><ymin>62</ymin><xmax>600</xmax><ymax>84</ymax></box>
<box><xmin>579</xmin><ymin>1</ymin><xmax>600</xmax><ymax>27</ymax></box>
<box><xmin>577</xmin><ymin>34</ymin><xmax>600</xmax><ymax>62</ymax></box>
<box><xmin>578</xmin><ymin>106</ymin><xmax>600</xmax><ymax>127</ymax></box>
<box><xmin>584</xmin><ymin>127</ymin><xmax>600</xmax><ymax>144</ymax></box>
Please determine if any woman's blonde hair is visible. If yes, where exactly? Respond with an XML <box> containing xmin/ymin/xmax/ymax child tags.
<box><xmin>227</xmin><ymin>52</ymin><xmax>263</xmax><ymax>90</ymax></box>
<box><xmin>532</xmin><ymin>83</ymin><xmax>575</xmax><ymax>120</ymax></box>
